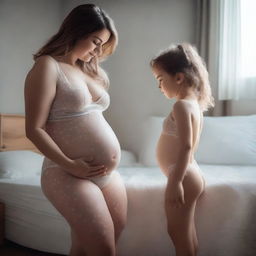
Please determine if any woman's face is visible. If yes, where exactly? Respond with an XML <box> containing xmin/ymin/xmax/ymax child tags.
<box><xmin>152</xmin><ymin>65</ymin><xmax>181</xmax><ymax>99</ymax></box>
<box><xmin>74</xmin><ymin>28</ymin><xmax>111</xmax><ymax>62</ymax></box>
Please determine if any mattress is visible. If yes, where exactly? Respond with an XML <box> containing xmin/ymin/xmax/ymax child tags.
<box><xmin>0</xmin><ymin>164</ymin><xmax>256</xmax><ymax>256</ymax></box>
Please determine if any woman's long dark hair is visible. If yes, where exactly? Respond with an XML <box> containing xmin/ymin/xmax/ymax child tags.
<box><xmin>34</xmin><ymin>4</ymin><xmax>118</xmax><ymax>87</ymax></box>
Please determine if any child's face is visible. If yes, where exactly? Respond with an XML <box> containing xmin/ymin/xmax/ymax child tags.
<box><xmin>152</xmin><ymin>65</ymin><xmax>180</xmax><ymax>99</ymax></box>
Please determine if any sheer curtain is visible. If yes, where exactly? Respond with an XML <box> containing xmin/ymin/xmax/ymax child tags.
<box><xmin>218</xmin><ymin>0</ymin><xmax>256</xmax><ymax>100</ymax></box>
<box><xmin>196</xmin><ymin>0</ymin><xmax>256</xmax><ymax>115</ymax></box>
<box><xmin>196</xmin><ymin>0</ymin><xmax>227</xmax><ymax>116</ymax></box>
<box><xmin>218</xmin><ymin>0</ymin><xmax>241</xmax><ymax>100</ymax></box>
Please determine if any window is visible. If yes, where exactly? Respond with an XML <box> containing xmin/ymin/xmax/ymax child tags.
<box><xmin>241</xmin><ymin>0</ymin><xmax>256</xmax><ymax>78</ymax></box>
<box><xmin>218</xmin><ymin>0</ymin><xmax>256</xmax><ymax>100</ymax></box>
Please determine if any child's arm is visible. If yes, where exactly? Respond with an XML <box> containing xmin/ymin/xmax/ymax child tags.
<box><xmin>166</xmin><ymin>100</ymin><xmax>193</xmax><ymax>207</ymax></box>
<box><xmin>169</xmin><ymin>100</ymin><xmax>193</xmax><ymax>183</ymax></box>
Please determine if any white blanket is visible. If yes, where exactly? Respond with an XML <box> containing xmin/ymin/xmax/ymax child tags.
<box><xmin>0</xmin><ymin>164</ymin><xmax>256</xmax><ymax>256</ymax></box>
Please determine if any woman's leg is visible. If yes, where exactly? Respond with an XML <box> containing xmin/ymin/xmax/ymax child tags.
<box><xmin>101</xmin><ymin>171</ymin><xmax>128</xmax><ymax>243</ymax></box>
<box><xmin>41</xmin><ymin>167</ymin><xmax>116</xmax><ymax>256</ymax></box>
<box><xmin>165</xmin><ymin>168</ymin><xmax>204</xmax><ymax>256</ymax></box>
<box><xmin>69</xmin><ymin>230</ymin><xmax>87</xmax><ymax>256</ymax></box>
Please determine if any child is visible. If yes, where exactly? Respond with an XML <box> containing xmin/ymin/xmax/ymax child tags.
<box><xmin>150</xmin><ymin>43</ymin><xmax>214</xmax><ymax>256</ymax></box>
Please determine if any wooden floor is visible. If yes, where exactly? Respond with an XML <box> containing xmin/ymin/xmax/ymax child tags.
<box><xmin>0</xmin><ymin>240</ymin><xmax>64</xmax><ymax>256</ymax></box>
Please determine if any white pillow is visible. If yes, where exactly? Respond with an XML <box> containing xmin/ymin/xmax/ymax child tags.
<box><xmin>195</xmin><ymin>115</ymin><xmax>256</xmax><ymax>165</ymax></box>
<box><xmin>138</xmin><ymin>115</ymin><xmax>256</xmax><ymax>166</ymax></box>
<box><xmin>138</xmin><ymin>117</ymin><xmax>163</xmax><ymax>166</ymax></box>
<box><xmin>120</xmin><ymin>150</ymin><xmax>137</xmax><ymax>166</ymax></box>
<box><xmin>0</xmin><ymin>150</ymin><xmax>44</xmax><ymax>178</ymax></box>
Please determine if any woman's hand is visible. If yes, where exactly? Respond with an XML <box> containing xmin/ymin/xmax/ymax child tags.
<box><xmin>64</xmin><ymin>158</ymin><xmax>107</xmax><ymax>179</ymax></box>
<box><xmin>166</xmin><ymin>180</ymin><xmax>185</xmax><ymax>208</ymax></box>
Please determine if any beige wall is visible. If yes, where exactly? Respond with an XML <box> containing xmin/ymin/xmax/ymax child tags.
<box><xmin>229</xmin><ymin>101</ymin><xmax>256</xmax><ymax>115</ymax></box>
<box><xmin>0</xmin><ymin>0</ymin><xmax>62</xmax><ymax>113</ymax></box>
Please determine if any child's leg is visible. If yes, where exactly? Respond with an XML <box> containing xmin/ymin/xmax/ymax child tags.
<box><xmin>192</xmin><ymin>219</ymin><xmax>199</xmax><ymax>255</ymax></box>
<box><xmin>192</xmin><ymin>175</ymin><xmax>206</xmax><ymax>255</ymax></box>
<box><xmin>165</xmin><ymin>166</ymin><xmax>204</xmax><ymax>256</ymax></box>
<box><xmin>165</xmin><ymin>200</ymin><xmax>196</xmax><ymax>256</ymax></box>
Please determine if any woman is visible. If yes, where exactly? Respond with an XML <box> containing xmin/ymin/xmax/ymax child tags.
<box><xmin>24</xmin><ymin>4</ymin><xmax>127</xmax><ymax>256</ymax></box>
<box><xmin>150</xmin><ymin>43</ymin><xmax>214</xmax><ymax>256</ymax></box>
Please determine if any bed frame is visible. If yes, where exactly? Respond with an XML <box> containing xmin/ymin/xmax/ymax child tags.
<box><xmin>0</xmin><ymin>113</ymin><xmax>40</xmax><ymax>154</ymax></box>
<box><xmin>0</xmin><ymin>202</ymin><xmax>4</xmax><ymax>246</ymax></box>
<box><xmin>0</xmin><ymin>113</ymin><xmax>41</xmax><ymax>246</ymax></box>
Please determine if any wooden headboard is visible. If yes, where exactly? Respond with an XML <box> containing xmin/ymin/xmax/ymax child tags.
<box><xmin>0</xmin><ymin>113</ymin><xmax>41</xmax><ymax>154</ymax></box>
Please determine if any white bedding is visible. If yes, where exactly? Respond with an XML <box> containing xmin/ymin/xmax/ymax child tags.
<box><xmin>0</xmin><ymin>164</ymin><xmax>256</xmax><ymax>256</ymax></box>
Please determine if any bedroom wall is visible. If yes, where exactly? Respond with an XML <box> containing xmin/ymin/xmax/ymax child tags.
<box><xmin>229</xmin><ymin>101</ymin><xmax>256</xmax><ymax>115</ymax></box>
<box><xmin>0</xmin><ymin>0</ymin><xmax>63</xmax><ymax>113</ymax></box>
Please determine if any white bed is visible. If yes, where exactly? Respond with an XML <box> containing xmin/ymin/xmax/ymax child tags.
<box><xmin>0</xmin><ymin>164</ymin><xmax>256</xmax><ymax>256</ymax></box>
<box><xmin>0</xmin><ymin>114</ymin><xmax>256</xmax><ymax>256</ymax></box>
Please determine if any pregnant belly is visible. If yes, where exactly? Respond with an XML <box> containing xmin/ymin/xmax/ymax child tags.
<box><xmin>46</xmin><ymin>111</ymin><xmax>121</xmax><ymax>171</ymax></box>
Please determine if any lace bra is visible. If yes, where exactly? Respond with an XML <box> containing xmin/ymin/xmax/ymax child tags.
<box><xmin>162</xmin><ymin>113</ymin><xmax>178</xmax><ymax>137</ymax></box>
<box><xmin>47</xmin><ymin>56</ymin><xmax>110</xmax><ymax>121</ymax></box>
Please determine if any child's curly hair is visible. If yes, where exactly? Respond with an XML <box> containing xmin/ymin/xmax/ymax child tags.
<box><xmin>151</xmin><ymin>43</ymin><xmax>215</xmax><ymax>112</ymax></box>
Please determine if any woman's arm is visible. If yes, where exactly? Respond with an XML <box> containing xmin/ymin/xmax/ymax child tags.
<box><xmin>24</xmin><ymin>56</ymin><xmax>73</xmax><ymax>169</ymax></box>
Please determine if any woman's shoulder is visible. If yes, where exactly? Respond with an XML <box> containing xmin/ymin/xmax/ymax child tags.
<box><xmin>25</xmin><ymin>55</ymin><xmax>58</xmax><ymax>84</ymax></box>
<box><xmin>27</xmin><ymin>55</ymin><xmax>58</xmax><ymax>78</ymax></box>
<box><xmin>33</xmin><ymin>55</ymin><xmax>57</xmax><ymax>70</ymax></box>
